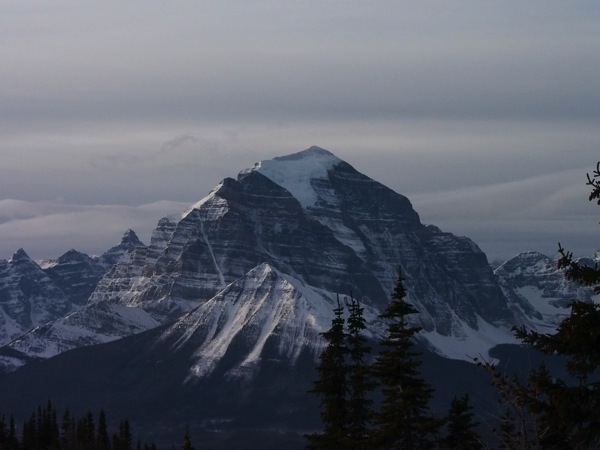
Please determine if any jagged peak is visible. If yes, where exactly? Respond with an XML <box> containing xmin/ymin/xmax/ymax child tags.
<box><xmin>10</xmin><ymin>248</ymin><xmax>31</xmax><ymax>263</ymax></box>
<box><xmin>120</xmin><ymin>229</ymin><xmax>143</xmax><ymax>246</ymax></box>
<box><xmin>56</xmin><ymin>249</ymin><xmax>90</xmax><ymax>263</ymax></box>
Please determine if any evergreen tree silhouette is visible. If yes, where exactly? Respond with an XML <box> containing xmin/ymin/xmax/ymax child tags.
<box><xmin>371</xmin><ymin>270</ymin><xmax>439</xmax><ymax>449</ymax></box>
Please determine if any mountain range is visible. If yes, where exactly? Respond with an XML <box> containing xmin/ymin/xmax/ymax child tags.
<box><xmin>0</xmin><ymin>146</ymin><xmax>595</xmax><ymax>448</ymax></box>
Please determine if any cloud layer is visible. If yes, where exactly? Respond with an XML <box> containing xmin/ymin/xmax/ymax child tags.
<box><xmin>0</xmin><ymin>199</ymin><xmax>188</xmax><ymax>261</ymax></box>
<box><xmin>1</xmin><ymin>1</ymin><xmax>599</xmax><ymax>261</ymax></box>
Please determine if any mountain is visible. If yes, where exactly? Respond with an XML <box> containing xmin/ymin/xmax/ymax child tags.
<box><xmin>1</xmin><ymin>146</ymin><xmax>523</xmax><ymax>372</ymax></box>
<box><xmin>0</xmin><ymin>146</ymin><xmax>591</xmax><ymax>447</ymax></box>
<box><xmin>0</xmin><ymin>230</ymin><xmax>146</xmax><ymax>372</ymax></box>
<box><xmin>3</xmin><ymin>147</ymin><xmax>585</xmax><ymax>370</ymax></box>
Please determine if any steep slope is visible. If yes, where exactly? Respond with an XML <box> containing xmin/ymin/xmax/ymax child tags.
<box><xmin>2</xmin><ymin>301</ymin><xmax>158</xmax><ymax>371</ymax></box>
<box><xmin>0</xmin><ymin>307</ymin><xmax>538</xmax><ymax>450</ymax></box>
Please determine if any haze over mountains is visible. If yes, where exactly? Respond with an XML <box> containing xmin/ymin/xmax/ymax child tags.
<box><xmin>0</xmin><ymin>147</ymin><xmax>596</xmax><ymax>447</ymax></box>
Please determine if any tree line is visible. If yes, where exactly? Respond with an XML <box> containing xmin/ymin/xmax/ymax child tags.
<box><xmin>307</xmin><ymin>162</ymin><xmax>600</xmax><ymax>449</ymax></box>
<box><xmin>0</xmin><ymin>401</ymin><xmax>196</xmax><ymax>450</ymax></box>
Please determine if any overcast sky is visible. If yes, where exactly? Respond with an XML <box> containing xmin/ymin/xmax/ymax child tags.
<box><xmin>1</xmin><ymin>1</ymin><xmax>599</xmax><ymax>263</ymax></box>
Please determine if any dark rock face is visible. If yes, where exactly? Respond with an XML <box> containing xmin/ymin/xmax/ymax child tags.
<box><xmin>299</xmin><ymin>155</ymin><xmax>511</xmax><ymax>331</ymax></box>
<box><xmin>42</xmin><ymin>249</ymin><xmax>105</xmax><ymax>306</ymax></box>
<box><xmin>38</xmin><ymin>230</ymin><xmax>145</xmax><ymax>308</ymax></box>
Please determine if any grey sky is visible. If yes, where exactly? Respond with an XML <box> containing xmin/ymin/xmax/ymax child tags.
<box><xmin>1</xmin><ymin>1</ymin><xmax>599</xmax><ymax>262</ymax></box>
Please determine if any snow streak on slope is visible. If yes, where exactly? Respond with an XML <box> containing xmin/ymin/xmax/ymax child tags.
<box><xmin>161</xmin><ymin>263</ymin><xmax>379</xmax><ymax>380</ymax></box>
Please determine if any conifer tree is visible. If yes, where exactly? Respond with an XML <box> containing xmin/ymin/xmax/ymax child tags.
<box><xmin>345</xmin><ymin>295</ymin><xmax>374</xmax><ymax>449</ymax></box>
<box><xmin>97</xmin><ymin>409</ymin><xmax>111</xmax><ymax>450</ymax></box>
<box><xmin>21</xmin><ymin>413</ymin><xmax>38</xmax><ymax>450</ymax></box>
<box><xmin>77</xmin><ymin>410</ymin><xmax>96</xmax><ymax>448</ymax></box>
<box><xmin>496</xmin><ymin>409</ymin><xmax>519</xmax><ymax>450</ymax></box>
<box><xmin>38</xmin><ymin>400</ymin><xmax>60</xmax><ymax>449</ymax></box>
<box><xmin>182</xmin><ymin>425</ymin><xmax>195</xmax><ymax>450</ymax></box>
<box><xmin>7</xmin><ymin>415</ymin><xmax>18</xmax><ymax>450</ymax></box>
<box><xmin>61</xmin><ymin>409</ymin><xmax>77</xmax><ymax>450</ymax></box>
<box><xmin>557</xmin><ymin>161</ymin><xmax>600</xmax><ymax>294</ymax></box>
<box><xmin>440</xmin><ymin>394</ymin><xmax>482</xmax><ymax>450</ymax></box>
<box><xmin>371</xmin><ymin>271</ymin><xmax>439</xmax><ymax>449</ymax></box>
<box><xmin>306</xmin><ymin>296</ymin><xmax>348</xmax><ymax>449</ymax></box>
<box><xmin>520</xmin><ymin>163</ymin><xmax>600</xmax><ymax>448</ymax></box>
<box><xmin>0</xmin><ymin>415</ymin><xmax>6</xmax><ymax>446</ymax></box>
<box><xmin>113</xmin><ymin>418</ymin><xmax>133</xmax><ymax>450</ymax></box>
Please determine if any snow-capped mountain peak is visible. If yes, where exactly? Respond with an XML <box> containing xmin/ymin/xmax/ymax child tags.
<box><xmin>248</xmin><ymin>146</ymin><xmax>343</xmax><ymax>209</ymax></box>
<box><xmin>2</xmin><ymin>146</ymin><xmax>579</xmax><ymax>376</ymax></box>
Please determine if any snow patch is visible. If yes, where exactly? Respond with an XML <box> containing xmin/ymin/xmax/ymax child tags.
<box><xmin>423</xmin><ymin>314</ymin><xmax>519</xmax><ymax>362</ymax></box>
<box><xmin>251</xmin><ymin>147</ymin><xmax>342</xmax><ymax>209</ymax></box>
